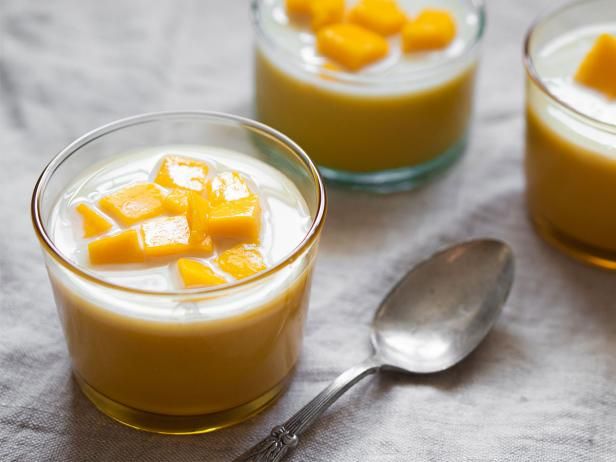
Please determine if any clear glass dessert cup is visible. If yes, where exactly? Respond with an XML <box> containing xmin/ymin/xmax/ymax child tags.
<box><xmin>31</xmin><ymin>111</ymin><xmax>327</xmax><ymax>434</ymax></box>
<box><xmin>253</xmin><ymin>0</ymin><xmax>486</xmax><ymax>193</ymax></box>
<box><xmin>524</xmin><ymin>0</ymin><xmax>616</xmax><ymax>270</ymax></box>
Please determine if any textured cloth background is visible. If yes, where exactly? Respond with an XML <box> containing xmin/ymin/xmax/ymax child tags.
<box><xmin>1</xmin><ymin>1</ymin><xmax>616</xmax><ymax>461</ymax></box>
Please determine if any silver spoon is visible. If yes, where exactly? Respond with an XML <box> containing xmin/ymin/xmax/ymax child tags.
<box><xmin>234</xmin><ymin>239</ymin><xmax>514</xmax><ymax>462</ymax></box>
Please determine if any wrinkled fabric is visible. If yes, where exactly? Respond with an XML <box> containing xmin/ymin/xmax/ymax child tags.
<box><xmin>1</xmin><ymin>1</ymin><xmax>615</xmax><ymax>461</ymax></box>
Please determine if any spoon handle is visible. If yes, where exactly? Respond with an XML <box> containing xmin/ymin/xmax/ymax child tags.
<box><xmin>233</xmin><ymin>356</ymin><xmax>381</xmax><ymax>462</ymax></box>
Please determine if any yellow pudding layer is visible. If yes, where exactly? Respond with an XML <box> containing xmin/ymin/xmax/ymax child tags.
<box><xmin>526</xmin><ymin>23</ymin><xmax>616</xmax><ymax>266</ymax></box>
<box><xmin>255</xmin><ymin>0</ymin><xmax>481</xmax><ymax>175</ymax></box>
<box><xmin>526</xmin><ymin>107</ymin><xmax>616</xmax><ymax>253</ymax></box>
<box><xmin>49</xmin><ymin>264</ymin><xmax>311</xmax><ymax>416</ymax></box>
<box><xmin>47</xmin><ymin>145</ymin><xmax>316</xmax><ymax>428</ymax></box>
<box><xmin>256</xmin><ymin>50</ymin><xmax>475</xmax><ymax>172</ymax></box>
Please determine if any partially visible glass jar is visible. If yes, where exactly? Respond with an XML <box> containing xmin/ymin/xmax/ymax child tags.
<box><xmin>31</xmin><ymin>112</ymin><xmax>326</xmax><ymax>434</ymax></box>
<box><xmin>253</xmin><ymin>0</ymin><xmax>486</xmax><ymax>192</ymax></box>
<box><xmin>524</xmin><ymin>0</ymin><xmax>616</xmax><ymax>269</ymax></box>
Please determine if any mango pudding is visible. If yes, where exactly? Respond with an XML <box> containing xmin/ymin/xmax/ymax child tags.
<box><xmin>254</xmin><ymin>0</ymin><xmax>485</xmax><ymax>191</ymax></box>
<box><xmin>31</xmin><ymin>112</ymin><xmax>326</xmax><ymax>434</ymax></box>
<box><xmin>524</xmin><ymin>0</ymin><xmax>616</xmax><ymax>269</ymax></box>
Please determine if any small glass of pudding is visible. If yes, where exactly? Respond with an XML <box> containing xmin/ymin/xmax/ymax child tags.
<box><xmin>525</xmin><ymin>0</ymin><xmax>616</xmax><ymax>269</ymax></box>
<box><xmin>253</xmin><ymin>0</ymin><xmax>485</xmax><ymax>192</ymax></box>
<box><xmin>31</xmin><ymin>112</ymin><xmax>326</xmax><ymax>434</ymax></box>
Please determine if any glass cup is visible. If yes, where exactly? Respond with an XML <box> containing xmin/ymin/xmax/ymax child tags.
<box><xmin>253</xmin><ymin>0</ymin><xmax>486</xmax><ymax>192</ymax></box>
<box><xmin>524</xmin><ymin>0</ymin><xmax>616</xmax><ymax>269</ymax></box>
<box><xmin>31</xmin><ymin>111</ymin><xmax>326</xmax><ymax>434</ymax></box>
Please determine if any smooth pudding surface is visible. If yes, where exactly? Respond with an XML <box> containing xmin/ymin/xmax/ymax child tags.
<box><xmin>526</xmin><ymin>25</ymin><xmax>616</xmax><ymax>261</ymax></box>
<box><xmin>255</xmin><ymin>0</ymin><xmax>482</xmax><ymax>175</ymax></box>
<box><xmin>47</xmin><ymin>146</ymin><xmax>316</xmax><ymax>421</ymax></box>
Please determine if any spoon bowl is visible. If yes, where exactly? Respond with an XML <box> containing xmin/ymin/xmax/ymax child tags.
<box><xmin>235</xmin><ymin>239</ymin><xmax>515</xmax><ymax>462</ymax></box>
<box><xmin>373</xmin><ymin>239</ymin><xmax>514</xmax><ymax>373</ymax></box>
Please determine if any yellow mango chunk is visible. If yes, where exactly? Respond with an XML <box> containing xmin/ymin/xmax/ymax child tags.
<box><xmin>285</xmin><ymin>0</ymin><xmax>310</xmax><ymax>16</ymax></box>
<box><xmin>187</xmin><ymin>192</ymin><xmax>213</xmax><ymax>253</ymax></box>
<box><xmin>99</xmin><ymin>183</ymin><xmax>164</xmax><ymax>226</ymax></box>
<box><xmin>163</xmin><ymin>188</ymin><xmax>191</xmax><ymax>215</ymax></box>
<box><xmin>140</xmin><ymin>216</ymin><xmax>191</xmax><ymax>258</ymax></box>
<box><xmin>575</xmin><ymin>34</ymin><xmax>616</xmax><ymax>99</ymax></box>
<box><xmin>216</xmin><ymin>244</ymin><xmax>267</xmax><ymax>280</ymax></box>
<box><xmin>317</xmin><ymin>23</ymin><xmax>389</xmax><ymax>71</ymax></box>
<box><xmin>209</xmin><ymin>196</ymin><xmax>262</xmax><ymax>243</ymax></box>
<box><xmin>177</xmin><ymin>258</ymin><xmax>226</xmax><ymax>288</ymax></box>
<box><xmin>88</xmin><ymin>229</ymin><xmax>144</xmax><ymax>265</ymax></box>
<box><xmin>208</xmin><ymin>171</ymin><xmax>253</xmax><ymax>205</ymax></box>
<box><xmin>348</xmin><ymin>0</ymin><xmax>406</xmax><ymax>36</ymax></box>
<box><xmin>402</xmin><ymin>9</ymin><xmax>456</xmax><ymax>53</ymax></box>
<box><xmin>310</xmin><ymin>0</ymin><xmax>345</xmax><ymax>30</ymax></box>
<box><xmin>285</xmin><ymin>0</ymin><xmax>345</xmax><ymax>31</ymax></box>
<box><xmin>207</xmin><ymin>172</ymin><xmax>261</xmax><ymax>242</ymax></box>
<box><xmin>154</xmin><ymin>155</ymin><xmax>210</xmax><ymax>192</ymax></box>
<box><xmin>75</xmin><ymin>203</ymin><xmax>112</xmax><ymax>238</ymax></box>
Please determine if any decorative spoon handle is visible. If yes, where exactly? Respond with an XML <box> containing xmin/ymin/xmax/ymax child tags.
<box><xmin>233</xmin><ymin>356</ymin><xmax>381</xmax><ymax>462</ymax></box>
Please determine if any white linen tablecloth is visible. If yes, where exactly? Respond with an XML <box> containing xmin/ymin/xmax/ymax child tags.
<box><xmin>1</xmin><ymin>1</ymin><xmax>615</xmax><ymax>460</ymax></box>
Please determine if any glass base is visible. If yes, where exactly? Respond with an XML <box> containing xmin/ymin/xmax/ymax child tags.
<box><xmin>75</xmin><ymin>373</ymin><xmax>289</xmax><ymax>435</ymax></box>
<box><xmin>531</xmin><ymin>212</ymin><xmax>616</xmax><ymax>270</ymax></box>
<box><xmin>318</xmin><ymin>135</ymin><xmax>467</xmax><ymax>193</ymax></box>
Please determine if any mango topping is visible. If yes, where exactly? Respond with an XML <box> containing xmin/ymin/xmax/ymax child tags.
<box><xmin>140</xmin><ymin>216</ymin><xmax>191</xmax><ymax>258</ymax></box>
<box><xmin>402</xmin><ymin>9</ymin><xmax>456</xmax><ymax>53</ymax></box>
<box><xmin>317</xmin><ymin>23</ymin><xmax>389</xmax><ymax>71</ymax></box>
<box><xmin>99</xmin><ymin>183</ymin><xmax>164</xmax><ymax>226</ymax></box>
<box><xmin>575</xmin><ymin>34</ymin><xmax>616</xmax><ymax>99</ymax></box>
<box><xmin>88</xmin><ymin>229</ymin><xmax>144</xmax><ymax>265</ymax></box>
<box><xmin>285</xmin><ymin>0</ymin><xmax>345</xmax><ymax>31</ymax></box>
<box><xmin>208</xmin><ymin>171</ymin><xmax>252</xmax><ymax>205</ymax></box>
<box><xmin>154</xmin><ymin>155</ymin><xmax>210</xmax><ymax>192</ymax></box>
<box><xmin>207</xmin><ymin>172</ymin><xmax>261</xmax><ymax>242</ymax></box>
<box><xmin>187</xmin><ymin>192</ymin><xmax>214</xmax><ymax>254</ymax></box>
<box><xmin>163</xmin><ymin>188</ymin><xmax>191</xmax><ymax>215</ymax></box>
<box><xmin>216</xmin><ymin>244</ymin><xmax>267</xmax><ymax>280</ymax></box>
<box><xmin>75</xmin><ymin>203</ymin><xmax>112</xmax><ymax>238</ymax></box>
<box><xmin>78</xmin><ymin>154</ymin><xmax>269</xmax><ymax>286</ymax></box>
<box><xmin>348</xmin><ymin>0</ymin><xmax>406</xmax><ymax>36</ymax></box>
<box><xmin>177</xmin><ymin>258</ymin><xmax>226</xmax><ymax>288</ymax></box>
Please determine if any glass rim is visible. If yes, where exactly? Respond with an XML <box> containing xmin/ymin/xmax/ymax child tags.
<box><xmin>31</xmin><ymin>110</ymin><xmax>327</xmax><ymax>297</ymax></box>
<box><xmin>252</xmin><ymin>0</ymin><xmax>486</xmax><ymax>86</ymax></box>
<box><xmin>523</xmin><ymin>0</ymin><xmax>616</xmax><ymax>134</ymax></box>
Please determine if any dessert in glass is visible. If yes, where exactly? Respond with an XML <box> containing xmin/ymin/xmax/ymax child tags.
<box><xmin>524</xmin><ymin>0</ymin><xmax>616</xmax><ymax>269</ymax></box>
<box><xmin>31</xmin><ymin>112</ymin><xmax>326</xmax><ymax>434</ymax></box>
<box><xmin>253</xmin><ymin>0</ymin><xmax>485</xmax><ymax>191</ymax></box>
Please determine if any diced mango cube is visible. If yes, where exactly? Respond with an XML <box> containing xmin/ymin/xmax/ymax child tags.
<box><xmin>285</xmin><ymin>0</ymin><xmax>345</xmax><ymax>31</ymax></box>
<box><xmin>348</xmin><ymin>0</ymin><xmax>406</xmax><ymax>36</ymax></box>
<box><xmin>140</xmin><ymin>216</ymin><xmax>191</xmax><ymax>258</ymax></box>
<box><xmin>187</xmin><ymin>191</ymin><xmax>213</xmax><ymax>253</ymax></box>
<box><xmin>99</xmin><ymin>183</ymin><xmax>164</xmax><ymax>226</ymax></box>
<box><xmin>75</xmin><ymin>203</ymin><xmax>112</xmax><ymax>238</ymax></box>
<box><xmin>88</xmin><ymin>229</ymin><xmax>144</xmax><ymax>265</ymax></box>
<box><xmin>317</xmin><ymin>23</ymin><xmax>389</xmax><ymax>71</ymax></box>
<box><xmin>310</xmin><ymin>0</ymin><xmax>345</xmax><ymax>30</ymax></box>
<box><xmin>163</xmin><ymin>188</ymin><xmax>191</xmax><ymax>215</ymax></box>
<box><xmin>285</xmin><ymin>0</ymin><xmax>311</xmax><ymax>16</ymax></box>
<box><xmin>575</xmin><ymin>34</ymin><xmax>616</xmax><ymax>99</ymax></box>
<box><xmin>208</xmin><ymin>196</ymin><xmax>261</xmax><ymax>243</ymax></box>
<box><xmin>154</xmin><ymin>155</ymin><xmax>210</xmax><ymax>192</ymax></box>
<box><xmin>206</xmin><ymin>172</ymin><xmax>261</xmax><ymax>243</ymax></box>
<box><xmin>216</xmin><ymin>244</ymin><xmax>267</xmax><ymax>280</ymax></box>
<box><xmin>207</xmin><ymin>171</ymin><xmax>253</xmax><ymax>206</ymax></box>
<box><xmin>402</xmin><ymin>9</ymin><xmax>456</xmax><ymax>53</ymax></box>
<box><xmin>177</xmin><ymin>258</ymin><xmax>227</xmax><ymax>288</ymax></box>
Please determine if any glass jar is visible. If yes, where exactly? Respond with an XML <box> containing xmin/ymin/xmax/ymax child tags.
<box><xmin>524</xmin><ymin>0</ymin><xmax>616</xmax><ymax>269</ymax></box>
<box><xmin>31</xmin><ymin>111</ymin><xmax>326</xmax><ymax>434</ymax></box>
<box><xmin>253</xmin><ymin>0</ymin><xmax>486</xmax><ymax>192</ymax></box>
